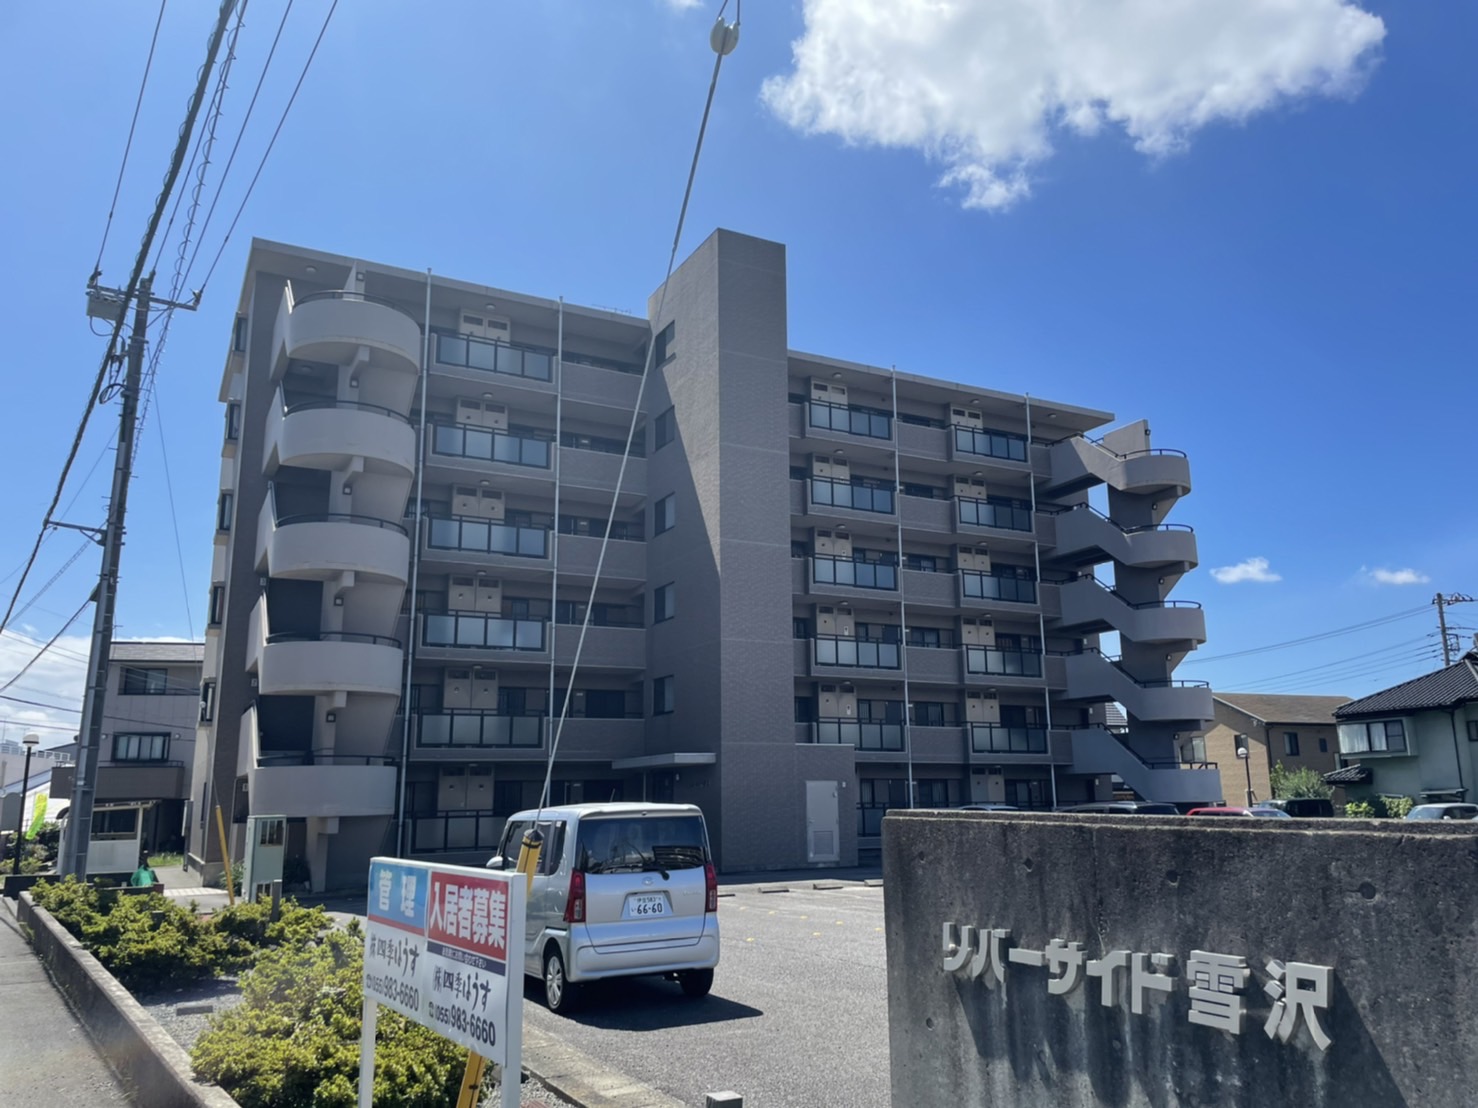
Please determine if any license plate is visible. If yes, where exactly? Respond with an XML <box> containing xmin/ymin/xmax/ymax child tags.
<box><xmin>624</xmin><ymin>893</ymin><xmax>669</xmax><ymax>918</ymax></box>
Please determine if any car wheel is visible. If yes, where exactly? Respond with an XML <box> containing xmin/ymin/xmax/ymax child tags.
<box><xmin>543</xmin><ymin>946</ymin><xmax>580</xmax><ymax>1013</ymax></box>
<box><xmin>679</xmin><ymin>968</ymin><xmax>714</xmax><ymax>999</ymax></box>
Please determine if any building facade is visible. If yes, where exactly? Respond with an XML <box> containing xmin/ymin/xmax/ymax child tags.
<box><xmin>188</xmin><ymin>230</ymin><xmax>1219</xmax><ymax>889</ymax></box>
<box><xmin>1204</xmin><ymin>693</ymin><xmax>1348</xmax><ymax>804</ymax></box>
<box><xmin>50</xmin><ymin>642</ymin><xmax>203</xmax><ymax>853</ymax></box>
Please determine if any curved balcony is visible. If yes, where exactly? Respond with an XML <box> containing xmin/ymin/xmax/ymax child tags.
<box><xmin>1044</xmin><ymin>435</ymin><xmax>1191</xmax><ymax>499</ymax></box>
<box><xmin>275</xmin><ymin>289</ymin><xmax>420</xmax><ymax>380</ymax></box>
<box><xmin>1061</xmin><ymin>650</ymin><xmax>1212</xmax><ymax>724</ymax></box>
<box><xmin>264</xmin><ymin>512</ymin><xmax>410</xmax><ymax>585</ymax></box>
<box><xmin>1055</xmin><ymin>577</ymin><xmax>1206</xmax><ymax>645</ymax></box>
<box><xmin>267</xmin><ymin>397</ymin><xmax>416</xmax><ymax>477</ymax></box>
<box><xmin>1047</xmin><ymin>505</ymin><xmax>1198</xmax><ymax>571</ymax></box>
<box><xmin>256</xmin><ymin>631</ymin><xmax>404</xmax><ymax>698</ymax></box>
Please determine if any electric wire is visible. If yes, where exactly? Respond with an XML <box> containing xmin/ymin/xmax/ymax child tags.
<box><xmin>194</xmin><ymin>0</ymin><xmax>339</xmax><ymax>299</ymax></box>
<box><xmin>538</xmin><ymin>3</ymin><xmax>741</xmax><ymax>811</ymax></box>
<box><xmin>0</xmin><ymin>0</ymin><xmax>241</xmax><ymax>641</ymax></box>
<box><xmin>1236</xmin><ymin>650</ymin><xmax>1443</xmax><ymax>696</ymax></box>
<box><xmin>148</xmin><ymin>396</ymin><xmax>197</xmax><ymax>634</ymax></box>
<box><xmin>0</xmin><ymin>693</ymin><xmax>202</xmax><ymax>732</ymax></box>
<box><xmin>92</xmin><ymin>0</ymin><xmax>170</xmax><ymax>284</ymax></box>
<box><xmin>0</xmin><ymin>628</ymin><xmax>94</xmax><ymax>667</ymax></box>
<box><xmin>1226</xmin><ymin>641</ymin><xmax>1441</xmax><ymax>694</ymax></box>
<box><xmin>1181</xmin><ymin>604</ymin><xmax>1431</xmax><ymax>665</ymax></box>
<box><xmin>5</xmin><ymin>543</ymin><xmax>94</xmax><ymax>631</ymax></box>
<box><xmin>0</xmin><ymin>599</ymin><xmax>93</xmax><ymax>696</ymax></box>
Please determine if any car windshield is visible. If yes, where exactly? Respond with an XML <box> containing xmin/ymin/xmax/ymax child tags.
<box><xmin>576</xmin><ymin>815</ymin><xmax>708</xmax><ymax>874</ymax></box>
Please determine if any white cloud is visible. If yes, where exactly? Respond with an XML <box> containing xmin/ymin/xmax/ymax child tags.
<box><xmin>0</xmin><ymin>628</ymin><xmax>89</xmax><ymax>747</ymax></box>
<box><xmin>1210</xmin><ymin>557</ymin><xmax>1282</xmax><ymax>585</ymax></box>
<box><xmin>762</xmin><ymin>0</ymin><xmax>1385</xmax><ymax>209</ymax></box>
<box><xmin>1362</xmin><ymin>566</ymin><xmax>1431</xmax><ymax>586</ymax></box>
<box><xmin>660</xmin><ymin>0</ymin><xmax>702</xmax><ymax>10</ymax></box>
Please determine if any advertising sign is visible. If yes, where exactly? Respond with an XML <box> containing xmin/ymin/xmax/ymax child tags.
<box><xmin>359</xmin><ymin>858</ymin><xmax>525</xmax><ymax>1107</ymax></box>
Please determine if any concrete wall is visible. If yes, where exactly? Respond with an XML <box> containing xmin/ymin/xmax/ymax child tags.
<box><xmin>884</xmin><ymin>809</ymin><xmax>1478</xmax><ymax>1107</ymax></box>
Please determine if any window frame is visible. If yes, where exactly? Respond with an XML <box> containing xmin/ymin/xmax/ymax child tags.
<box><xmin>652</xmin><ymin>675</ymin><xmax>675</xmax><ymax>716</ymax></box>
<box><xmin>653</xmin><ymin>582</ymin><xmax>676</xmax><ymax>624</ymax></box>
<box><xmin>112</xmin><ymin>733</ymin><xmax>170</xmax><ymax>762</ymax></box>
<box><xmin>654</xmin><ymin>406</ymin><xmax>676</xmax><ymax>451</ymax></box>
<box><xmin>654</xmin><ymin>493</ymin><xmax>676</xmax><ymax>536</ymax></box>
<box><xmin>216</xmin><ymin>490</ymin><xmax>235</xmax><ymax>532</ymax></box>
<box><xmin>1283</xmin><ymin>731</ymin><xmax>1300</xmax><ymax>757</ymax></box>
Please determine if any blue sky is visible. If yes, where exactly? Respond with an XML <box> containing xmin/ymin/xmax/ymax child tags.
<box><xmin>0</xmin><ymin>0</ymin><xmax>1472</xmax><ymax>745</ymax></box>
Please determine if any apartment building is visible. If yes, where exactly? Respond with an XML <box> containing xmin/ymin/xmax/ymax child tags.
<box><xmin>187</xmin><ymin>229</ymin><xmax>1219</xmax><ymax>889</ymax></box>
<box><xmin>50</xmin><ymin>642</ymin><xmax>203</xmax><ymax>853</ymax></box>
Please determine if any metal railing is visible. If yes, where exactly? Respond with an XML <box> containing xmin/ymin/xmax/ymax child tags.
<box><xmin>283</xmin><ymin>396</ymin><xmax>411</xmax><ymax>423</ymax></box>
<box><xmin>808</xmin><ymin>399</ymin><xmax>892</xmax><ymax>440</ymax></box>
<box><xmin>276</xmin><ymin>512</ymin><xmax>409</xmax><ymax>536</ymax></box>
<box><xmin>953</xmin><ymin>425</ymin><xmax>1028</xmax><ymax>462</ymax></box>
<box><xmin>812</xmin><ymin>720</ymin><xmax>905</xmax><ymax>751</ymax></box>
<box><xmin>812</xmin><ymin>555</ymin><xmax>898</xmax><ymax>591</ymax></box>
<box><xmin>964</xmin><ymin>646</ymin><xmax>1043</xmax><ymax>678</ymax></box>
<box><xmin>813</xmin><ymin>636</ymin><xmax>901</xmax><ymax>670</ymax></box>
<box><xmin>434</xmin><ymin>331</ymin><xmax>554</xmax><ymax>382</ymax></box>
<box><xmin>961</xmin><ymin>570</ymin><xmax>1037</xmax><ymax>603</ymax></box>
<box><xmin>970</xmin><ymin>723</ymin><xmax>1048</xmax><ymax>754</ymax></box>
<box><xmin>422</xmin><ymin>612</ymin><xmax>547</xmax><ymax>652</ymax></box>
<box><xmin>265</xmin><ymin>631</ymin><xmax>402</xmax><ymax>648</ymax></box>
<box><xmin>415</xmin><ymin>711</ymin><xmax>543</xmax><ymax>749</ymax></box>
<box><xmin>409</xmin><ymin>810</ymin><xmax>505</xmax><ymax>853</ymax></box>
<box><xmin>431</xmin><ymin>423</ymin><xmax>551</xmax><ymax>469</ymax></box>
<box><xmin>810</xmin><ymin>476</ymin><xmax>895</xmax><ymax>514</ymax></box>
<box><xmin>426</xmin><ymin>515</ymin><xmax>549</xmax><ymax>558</ymax></box>
<box><xmin>957</xmin><ymin>496</ymin><xmax>1032</xmax><ymax>532</ymax></box>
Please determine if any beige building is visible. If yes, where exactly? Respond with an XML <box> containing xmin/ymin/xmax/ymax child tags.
<box><xmin>1206</xmin><ymin>693</ymin><xmax>1348</xmax><ymax>805</ymax></box>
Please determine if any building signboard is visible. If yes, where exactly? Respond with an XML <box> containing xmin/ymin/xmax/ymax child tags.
<box><xmin>358</xmin><ymin>857</ymin><xmax>525</xmax><ymax>1107</ymax></box>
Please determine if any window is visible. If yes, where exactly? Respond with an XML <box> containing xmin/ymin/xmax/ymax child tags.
<box><xmin>208</xmin><ymin>585</ymin><xmax>226</xmax><ymax>627</ymax></box>
<box><xmin>793</xmin><ymin>617</ymin><xmax>811</xmax><ymax>640</ymax></box>
<box><xmin>583</xmin><ymin>690</ymin><xmax>630</xmax><ymax>719</ymax></box>
<box><xmin>652</xmin><ymin>321</ymin><xmax>675</xmax><ymax>365</ymax></box>
<box><xmin>915</xmin><ymin>780</ymin><xmax>955</xmax><ymax>808</ymax></box>
<box><xmin>1338</xmin><ymin>718</ymin><xmax>1408</xmax><ymax>755</ymax></box>
<box><xmin>910</xmin><ymin>701</ymin><xmax>957</xmax><ymax>727</ymax></box>
<box><xmin>654</xmin><ymin>493</ymin><xmax>676</xmax><ymax>536</ymax></box>
<box><xmin>1283</xmin><ymin>732</ymin><xmax>1300</xmax><ymax>757</ymax></box>
<box><xmin>904</xmin><ymin>553</ymin><xmax>942</xmax><ymax>573</ymax></box>
<box><xmin>113</xmin><ymin>733</ymin><xmax>169</xmax><ymax>762</ymax></box>
<box><xmin>654</xmin><ymin>406</ymin><xmax>676</xmax><ymax>451</ymax></box>
<box><xmin>225</xmin><ymin>402</ymin><xmax>241</xmax><ymax>441</ymax></box>
<box><xmin>653</xmin><ymin>675</ymin><xmax>674</xmax><ymax>716</ymax></box>
<box><xmin>1319</xmin><ymin>737</ymin><xmax>1328</xmax><ymax>753</ymax></box>
<box><xmin>92</xmin><ymin>808</ymin><xmax>139</xmax><ymax>839</ymax></box>
<box><xmin>121</xmin><ymin>667</ymin><xmax>170</xmax><ymax>695</ymax></box>
<box><xmin>794</xmin><ymin>696</ymin><xmax>816</xmax><ymax>723</ymax></box>
<box><xmin>791</xmin><ymin>540</ymin><xmax>809</xmax><ymax>559</ymax></box>
<box><xmin>653</xmin><ymin>583</ymin><xmax>676</xmax><ymax>623</ymax></box>
<box><xmin>199</xmin><ymin>680</ymin><xmax>216</xmax><ymax>723</ymax></box>
<box><xmin>216</xmin><ymin>490</ymin><xmax>234</xmax><ymax>532</ymax></box>
<box><xmin>1468</xmin><ymin>721</ymin><xmax>1478</xmax><ymax>743</ymax></box>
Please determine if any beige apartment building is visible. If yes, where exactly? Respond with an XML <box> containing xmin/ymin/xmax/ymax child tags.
<box><xmin>187</xmin><ymin>229</ymin><xmax>1220</xmax><ymax>889</ymax></box>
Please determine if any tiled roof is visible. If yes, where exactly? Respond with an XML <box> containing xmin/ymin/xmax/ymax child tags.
<box><xmin>111</xmin><ymin>641</ymin><xmax>206</xmax><ymax>664</ymax></box>
<box><xmin>1214</xmin><ymin>693</ymin><xmax>1351</xmax><ymax>725</ymax></box>
<box><xmin>1334</xmin><ymin>652</ymin><xmax>1478</xmax><ymax>718</ymax></box>
<box><xmin>1324</xmin><ymin>765</ymin><xmax>1372</xmax><ymax>786</ymax></box>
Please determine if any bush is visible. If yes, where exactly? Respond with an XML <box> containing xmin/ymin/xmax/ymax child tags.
<box><xmin>1382</xmin><ymin>795</ymin><xmax>1415</xmax><ymax>819</ymax></box>
<box><xmin>192</xmin><ymin>922</ymin><xmax>468</xmax><ymax>1108</ymax></box>
<box><xmin>1342</xmin><ymin>797</ymin><xmax>1415</xmax><ymax>818</ymax></box>
<box><xmin>1270</xmin><ymin>763</ymin><xmax>1333</xmax><ymax>801</ymax></box>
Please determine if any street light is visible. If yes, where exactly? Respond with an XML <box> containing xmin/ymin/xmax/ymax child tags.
<box><xmin>10</xmin><ymin>733</ymin><xmax>40</xmax><ymax>877</ymax></box>
<box><xmin>1235</xmin><ymin>733</ymin><xmax>1254</xmax><ymax>807</ymax></box>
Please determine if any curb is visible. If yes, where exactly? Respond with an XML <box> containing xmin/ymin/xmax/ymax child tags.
<box><xmin>15</xmin><ymin>892</ymin><xmax>239</xmax><ymax>1108</ymax></box>
<box><xmin>523</xmin><ymin>1025</ymin><xmax>688</xmax><ymax>1108</ymax></box>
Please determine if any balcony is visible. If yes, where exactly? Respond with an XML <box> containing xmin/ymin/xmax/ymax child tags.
<box><xmin>414</xmin><ymin>711</ymin><xmax>543</xmax><ymax>750</ymax></box>
<box><xmin>431</xmin><ymin>332</ymin><xmax>554</xmax><ymax>394</ymax></box>
<box><xmin>807</xmin><ymin>476</ymin><xmax>895</xmax><ymax>517</ymax></box>
<box><xmin>960</xmin><ymin>570</ymin><xmax>1038</xmax><ymax>606</ymax></box>
<box><xmin>804</xmin><ymin>399</ymin><xmax>893</xmax><ymax>442</ymax></box>
<box><xmin>1067</xmin><ymin>727</ymin><xmax>1221</xmax><ymax>805</ymax></box>
<box><xmin>807</xmin><ymin>719</ymin><xmax>905</xmax><ymax>752</ymax></box>
<box><xmin>252</xmin><ymin>755</ymin><xmax>398</xmax><ymax>819</ymax></box>
<box><xmin>812</xmin><ymin>636</ymin><xmax>901</xmax><ymax>672</ymax></box>
<box><xmin>1055</xmin><ymin>576</ymin><xmax>1206</xmax><ymax>645</ymax></box>
<box><xmin>964</xmin><ymin>646</ymin><xmax>1043</xmax><ymax>679</ymax></box>
<box><xmin>556</xmin><ymin>532</ymin><xmax>646</xmax><ymax>583</ymax></box>
<box><xmin>1047</xmin><ymin>504</ymin><xmax>1197</xmax><ymax>571</ymax></box>
<box><xmin>949</xmin><ymin>426</ymin><xmax>1029</xmax><ymax>465</ymax></box>
<box><xmin>896</xmin><ymin>422</ymin><xmax>948</xmax><ymax>462</ymax></box>
<box><xmin>811</xmin><ymin>555</ymin><xmax>898</xmax><ymax>592</ymax></box>
<box><xmin>956</xmin><ymin>496</ymin><xmax>1033</xmax><ymax>534</ymax></box>
<box><xmin>409</xmin><ymin>810</ymin><xmax>506</xmax><ymax>855</ymax></box>
<box><xmin>421</xmin><ymin>612</ymin><xmax>547</xmax><ymax>654</ymax></box>
<box><xmin>425</xmin><ymin>515</ymin><xmax>550</xmax><ymax>561</ymax></box>
<box><xmin>255</xmin><ymin>631</ymin><xmax>403</xmax><ymax>698</ymax></box>
<box><xmin>262</xmin><ymin>511</ymin><xmax>410</xmax><ymax>586</ymax></box>
<box><xmin>267</xmin><ymin>397</ymin><xmax>416</xmax><ymax>477</ymax></box>
<box><xmin>429</xmin><ymin>422</ymin><xmax>551</xmax><ymax>469</ymax></box>
<box><xmin>1061</xmin><ymin>651</ymin><xmax>1213</xmax><ymax>723</ymax></box>
<box><xmin>274</xmin><ymin>288</ymin><xmax>421</xmax><ymax>382</ymax></box>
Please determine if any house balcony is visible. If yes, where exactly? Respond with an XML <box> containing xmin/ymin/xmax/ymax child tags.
<box><xmin>968</xmin><ymin>724</ymin><xmax>1073</xmax><ymax>766</ymax></box>
<box><xmin>802</xmin><ymin>636</ymin><xmax>903</xmax><ymax>679</ymax></box>
<box><xmin>257</xmin><ymin>505</ymin><xmax>410</xmax><ymax>587</ymax></box>
<box><xmin>273</xmin><ymin>288</ymin><xmax>421</xmax><ymax>385</ymax></box>
<box><xmin>266</xmin><ymin>396</ymin><xmax>416</xmax><ymax>478</ymax></box>
<box><xmin>253</xmin><ymin>631</ymin><xmax>404</xmax><ymax>699</ymax></box>
<box><xmin>947</xmin><ymin>426</ymin><xmax>1031</xmax><ymax>468</ymax></box>
<box><xmin>251</xmin><ymin>754</ymin><xmax>398</xmax><ymax>819</ymax></box>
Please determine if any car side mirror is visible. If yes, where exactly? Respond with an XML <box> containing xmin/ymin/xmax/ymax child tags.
<box><xmin>486</xmin><ymin>855</ymin><xmax>506</xmax><ymax>870</ymax></box>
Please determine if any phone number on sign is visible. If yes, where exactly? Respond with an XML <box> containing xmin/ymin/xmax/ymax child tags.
<box><xmin>365</xmin><ymin>971</ymin><xmax>420</xmax><ymax>1011</ymax></box>
<box><xmin>427</xmin><ymin>999</ymin><xmax>498</xmax><ymax>1048</ymax></box>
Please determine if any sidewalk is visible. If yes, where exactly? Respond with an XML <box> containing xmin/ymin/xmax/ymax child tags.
<box><xmin>0</xmin><ymin>895</ymin><xmax>128</xmax><ymax>1106</ymax></box>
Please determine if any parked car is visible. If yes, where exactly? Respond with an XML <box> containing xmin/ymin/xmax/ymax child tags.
<box><xmin>485</xmin><ymin>802</ymin><xmax>719</xmax><ymax>1013</ymax></box>
<box><xmin>1405</xmin><ymin>803</ymin><xmax>1478</xmax><ymax>821</ymax></box>
<box><xmin>1257</xmin><ymin>798</ymin><xmax>1334</xmax><ymax>818</ymax></box>
<box><xmin>1187</xmin><ymin>806</ymin><xmax>1293</xmax><ymax>819</ymax></box>
<box><xmin>1059</xmin><ymin>802</ymin><xmax>1181</xmax><ymax>815</ymax></box>
<box><xmin>958</xmin><ymin>803</ymin><xmax>1019</xmax><ymax>811</ymax></box>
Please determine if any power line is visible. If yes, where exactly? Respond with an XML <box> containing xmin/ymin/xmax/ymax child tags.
<box><xmin>1182</xmin><ymin>604</ymin><xmax>1430</xmax><ymax>665</ymax></box>
<box><xmin>149</xmin><ymin>397</ymin><xmax>196</xmax><ymax>635</ymax></box>
<box><xmin>1210</xmin><ymin>634</ymin><xmax>1433</xmax><ymax>689</ymax></box>
<box><xmin>196</xmin><ymin>0</ymin><xmax>340</xmax><ymax>298</ymax></box>
<box><xmin>0</xmin><ymin>627</ymin><xmax>93</xmax><ymax>667</ymax></box>
<box><xmin>0</xmin><ymin>599</ymin><xmax>93</xmax><ymax>696</ymax></box>
<box><xmin>92</xmin><ymin>0</ymin><xmax>170</xmax><ymax>283</ymax></box>
<box><xmin>1230</xmin><ymin>644</ymin><xmax>1442</xmax><ymax>695</ymax></box>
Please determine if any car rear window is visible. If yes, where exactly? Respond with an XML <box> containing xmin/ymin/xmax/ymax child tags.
<box><xmin>576</xmin><ymin>815</ymin><xmax>708</xmax><ymax>874</ymax></box>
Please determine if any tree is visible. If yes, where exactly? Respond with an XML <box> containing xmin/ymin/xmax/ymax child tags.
<box><xmin>1270</xmin><ymin>762</ymin><xmax>1332</xmax><ymax>800</ymax></box>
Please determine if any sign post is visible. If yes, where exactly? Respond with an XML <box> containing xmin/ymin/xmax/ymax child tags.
<box><xmin>358</xmin><ymin>858</ymin><xmax>525</xmax><ymax>1108</ymax></box>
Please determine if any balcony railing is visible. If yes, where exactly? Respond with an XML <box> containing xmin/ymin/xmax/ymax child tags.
<box><xmin>813</xmin><ymin>720</ymin><xmax>905</xmax><ymax>752</ymax></box>
<box><xmin>277</xmin><ymin>511</ymin><xmax>409</xmax><ymax>536</ymax></box>
<box><xmin>283</xmin><ymin>397</ymin><xmax>411</xmax><ymax>424</ymax></box>
<box><xmin>814</xmin><ymin>636</ymin><xmax>901</xmax><ymax>670</ymax></box>
<box><xmin>416</xmin><ymin>711</ymin><xmax>543</xmax><ymax>748</ymax></box>
<box><xmin>957</xmin><ymin>496</ymin><xmax>1033</xmax><ymax>532</ymax></box>
<box><xmin>427</xmin><ymin>515</ymin><xmax>549</xmax><ymax>559</ymax></box>
<box><xmin>811</xmin><ymin>477</ymin><xmax>895</xmax><ymax>515</ymax></box>
<box><xmin>422</xmin><ymin>612</ymin><xmax>547</xmax><ymax>652</ymax></box>
<box><xmin>961</xmin><ymin>570</ymin><xmax>1037</xmax><ymax>603</ymax></box>
<box><xmin>970</xmin><ymin>722</ymin><xmax>1048</xmax><ymax>754</ymax></box>
<box><xmin>808</xmin><ymin>399</ymin><xmax>892</xmax><ymax>440</ymax></box>
<box><xmin>812</xmin><ymin>555</ymin><xmax>898</xmax><ymax>591</ymax></box>
<box><xmin>410</xmin><ymin>810</ymin><xmax>505</xmax><ymax>853</ymax></box>
<box><xmin>434</xmin><ymin>332</ymin><xmax>553</xmax><ymax>382</ymax></box>
<box><xmin>953</xmin><ymin>426</ymin><xmax>1028</xmax><ymax>462</ymax></box>
<box><xmin>431</xmin><ymin>423</ymin><xmax>551</xmax><ymax>469</ymax></box>
<box><xmin>264</xmin><ymin>631</ymin><xmax>402</xmax><ymax>648</ymax></box>
<box><xmin>964</xmin><ymin>646</ymin><xmax>1043</xmax><ymax>678</ymax></box>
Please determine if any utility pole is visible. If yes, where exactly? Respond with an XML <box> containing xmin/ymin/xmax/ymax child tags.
<box><xmin>1435</xmin><ymin>593</ymin><xmax>1475</xmax><ymax>667</ymax></box>
<box><xmin>63</xmin><ymin>276</ymin><xmax>152</xmax><ymax>877</ymax></box>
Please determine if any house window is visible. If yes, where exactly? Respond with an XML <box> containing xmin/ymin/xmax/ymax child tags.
<box><xmin>794</xmin><ymin>697</ymin><xmax>815</xmax><ymax>723</ymax></box>
<box><xmin>652</xmin><ymin>321</ymin><xmax>675</xmax><ymax>365</ymax></box>
<box><xmin>217</xmin><ymin>491</ymin><xmax>234</xmax><ymax>532</ymax></box>
<box><xmin>1468</xmin><ymin>721</ymin><xmax>1478</xmax><ymax>743</ymax></box>
<box><xmin>654</xmin><ymin>407</ymin><xmax>676</xmax><ymax>451</ymax></box>
<box><xmin>653</xmin><ymin>675</ymin><xmax>674</xmax><ymax>716</ymax></box>
<box><xmin>120</xmin><ymin>667</ymin><xmax>171</xmax><ymax>695</ymax></box>
<box><xmin>1338</xmin><ymin>719</ymin><xmax>1407</xmax><ymax>755</ymax></box>
<box><xmin>653</xmin><ymin>583</ymin><xmax>675</xmax><ymax>624</ymax></box>
<box><xmin>225</xmin><ymin>402</ymin><xmax>241</xmax><ymax>441</ymax></box>
<box><xmin>1284</xmin><ymin>732</ymin><xmax>1300</xmax><ymax>757</ymax></box>
<box><xmin>208</xmin><ymin>585</ymin><xmax>226</xmax><ymax>627</ymax></box>
<box><xmin>1319</xmin><ymin>737</ymin><xmax>1328</xmax><ymax>753</ymax></box>
<box><xmin>199</xmin><ymin>680</ymin><xmax>217</xmax><ymax>723</ymax></box>
<box><xmin>113</xmin><ymin>733</ymin><xmax>169</xmax><ymax>762</ymax></box>
<box><xmin>232</xmin><ymin>314</ymin><xmax>248</xmax><ymax>353</ymax></box>
<box><xmin>793</xmin><ymin>617</ymin><xmax>811</xmax><ymax>640</ymax></box>
<box><xmin>654</xmin><ymin>494</ymin><xmax>676</xmax><ymax>535</ymax></box>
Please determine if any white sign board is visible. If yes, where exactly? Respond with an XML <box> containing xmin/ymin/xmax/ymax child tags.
<box><xmin>358</xmin><ymin>857</ymin><xmax>525</xmax><ymax>1107</ymax></box>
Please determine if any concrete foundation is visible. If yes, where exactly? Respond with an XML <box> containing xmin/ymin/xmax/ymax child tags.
<box><xmin>884</xmin><ymin>811</ymin><xmax>1478</xmax><ymax>1107</ymax></box>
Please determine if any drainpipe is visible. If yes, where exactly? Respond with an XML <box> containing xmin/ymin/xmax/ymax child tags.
<box><xmin>1449</xmin><ymin>710</ymin><xmax>1467</xmax><ymax>800</ymax></box>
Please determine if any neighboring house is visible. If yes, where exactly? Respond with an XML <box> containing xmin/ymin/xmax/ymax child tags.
<box><xmin>0</xmin><ymin>766</ymin><xmax>55</xmax><ymax>849</ymax></box>
<box><xmin>50</xmin><ymin>642</ymin><xmax>204</xmax><ymax>853</ymax></box>
<box><xmin>1331</xmin><ymin>650</ymin><xmax>1478</xmax><ymax>805</ymax></box>
<box><xmin>1205</xmin><ymin>694</ymin><xmax>1350</xmax><ymax>804</ymax></box>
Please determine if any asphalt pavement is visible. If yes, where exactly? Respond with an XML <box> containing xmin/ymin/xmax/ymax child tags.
<box><xmin>0</xmin><ymin>895</ymin><xmax>129</xmax><ymax>1107</ymax></box>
